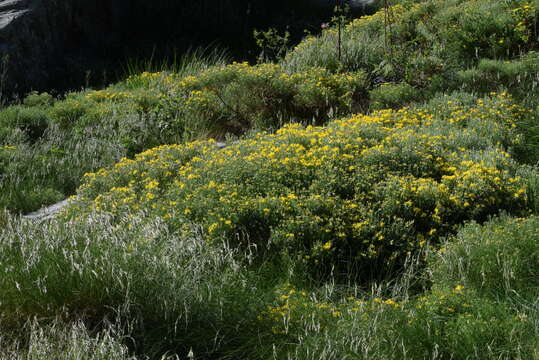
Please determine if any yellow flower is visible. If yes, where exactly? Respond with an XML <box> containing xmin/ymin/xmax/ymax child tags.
<box><xmin>208</xmin><ymin>223</ymin><xmax>219</xmax><ymax>233</ymax></box>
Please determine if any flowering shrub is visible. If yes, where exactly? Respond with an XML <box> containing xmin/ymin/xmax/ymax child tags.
<box><xmin>81</xmin><ymin>64</ymin><xmax>367</xmax><ymax>142</ymax></box>
<box><xmin>258</xmin><ymin>282</ymin><xmax>399</xmax><ymax>336</ymax></box>
<box><xmin>285</xmin><ymin>0</ymin><xmax>539</xmax><ymax>99</ymax></box>
<box><xmin>64</xmin><ymin>92</ymin><xmax>530</xmax><ymax>281</ymax></box>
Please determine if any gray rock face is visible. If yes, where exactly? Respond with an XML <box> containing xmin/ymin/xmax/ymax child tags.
<box><xmin>0</xmin><ymin>0</ymin><xmax>68</xmax><ymax>97</ymax></box>
<box><xmin>313</xmin><ymin>0</ymin><xmax>375</xmax><ymax>8</ymax></box>
<box><xmin>23</xmin><ymin>198</ymin><xmax>70</xmax><ymax>221</ymax></box>
<box><xmin>0</xmin><ymin>1</ymin><xmax>29</xmax><ymax>28</ymax></box>
<box><xmin>0</xmin><ymin>0</ymin><xmax>377</xmax><ymax>98</ymax></box>
<box><xmin>0</xmin><ymin>0</ymin><xmax>31</xmax><ymax>94</ymax></box>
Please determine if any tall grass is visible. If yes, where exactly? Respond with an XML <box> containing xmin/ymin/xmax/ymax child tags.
<box><xmin>121</xmin><ymin>46</ymin><xmax>230</xmax><ymax>82</ymax></box>
<box><xmin>5</xmin><ymin>211</ymin><xmax>539</xmax><ymax>359</ymax></box>
<box><xmin>0</xmin><ymin>212</ymin><xmax>279</xmax><ymax>359</ymax></box>
<box><xmin>0</xmin><ymin>319</ymin><xmax>135</xmax><ymax>360</ymax></box>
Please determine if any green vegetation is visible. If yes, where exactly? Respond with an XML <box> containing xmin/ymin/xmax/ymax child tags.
<box><xmin>2</xmin><ymin>0</ymin><xmax>539</xmax><ymax>358</ymax></box>
<box><xmin>66</xmin><ymin>93</ymin><xmax>529</xmax><ymax>284</ymax></box>
<box><xmin>285</xmin><ymin>0</ymin><xmax>539</xmax><ymax>101</ymax></box>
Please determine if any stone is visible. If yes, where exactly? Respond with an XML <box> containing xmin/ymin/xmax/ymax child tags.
<box><xmin>0</xmin><ymin>0</ymin><xmax>376</xmax><ymax>98</ymax></box>
<box><xmin>23</xmin><ymin>198</ymin><xmax>70</xmax><ymax>221</ymax></box>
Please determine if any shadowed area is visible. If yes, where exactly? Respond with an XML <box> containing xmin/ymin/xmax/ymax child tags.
<box><xmin>0</xmin><ymin>0</ymin><xmax>374</xmax><ymax>98</ymax></box>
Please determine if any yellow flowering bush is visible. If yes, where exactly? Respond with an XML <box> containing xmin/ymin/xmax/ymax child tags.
<box><xmin>285</xmin><ymin>0</ymin><xmax>538</xmax><ymax>98</ymax></box>
<box><xmin>81</xmin><ymin>64</ymin><xmax>367</xmax><ymax>143</ymax></box>
<box><xmin>66</xmin><ymin>93</ymin><xmax>529</xmax><ymax>280</ymax></box>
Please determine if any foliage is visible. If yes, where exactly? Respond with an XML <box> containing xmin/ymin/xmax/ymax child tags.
<box><xmin>22</xmin><ymin>91</ymin><xmax>55</xmax><ymax>107</ymax></box>
<box><xmin>429</xmin><ymin>214</ymin><xmax>539</xmax><ymax>300</ymax></box>
<box><xmin>123</xmin><ymin>47</ymin><xmax>229</xmax><ymax>79</ymax></box>
<box><xmin>0</xmin><ymin>320</ymin><xmax>135</xmax><ymax>360</ymax></box>
<box><xmin>0</xmin><ymin>51</ymin><xmax>230</xmax><ymax>213</ymax></box>
<box><xmin>65</xmin><ymin>93</ymin><xmax>529</xmax><ymax>282</ymax></box>
<box><xmin>457</xmin><ymin>51</ymin><xmax>539</xmax><ymax>101</ymax></box>
<box><xmin>170</xmin><ymin>62</ymin><xmax>368</xmax><ymax>138</ymax></box>
<box><xmin>0</xmin><ymin>212</ymin><xmax>274</xmax><ymax>359</ymax></box>
<box><xmin>253</xmin><ymin>28</ymin><xmax>291</xmax><ymax>63</ymax></box>
<box><xmin>0</xmin><ymin>106</ymin><xmax>51</xmax><ymax>143</ymax></box>
<box><xmin>2</xmin><ymin>0</ymin><xmax>539</xmax><ymax>358</ymax></box>
<box><xmin>284</xmin><ymin>0</ymin><xmax>539</xmax><ymax>104</ymax></box>
<box><xmin>369</xmin><ymin>81</ymin><xmax>423</xmax><ymax>110</ymax></box>
<box><xmin>255</xmin><ymin>282</ymin><xmax>537</xmax><ymax>360</ymax></box>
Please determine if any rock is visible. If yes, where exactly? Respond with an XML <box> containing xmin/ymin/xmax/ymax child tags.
<box><xmin>23</xmin><ymin>198</ymin><xmax>70</xmax><ymax>221</ymax></box>
<box><xmin>0</xmin><ymin>0</ymin><xmax>377</xmax><ymax>98</ymax></box>
<box><xmin>0</xmin><ymin>0</ymin><xmax>70</xmax><ymax>97</ymax></box>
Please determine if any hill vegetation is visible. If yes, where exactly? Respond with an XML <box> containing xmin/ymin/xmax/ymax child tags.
<box><xmin>1</xmin><ymin>0</ymin><xmax>539</xmax><ymax>358</ymax></box>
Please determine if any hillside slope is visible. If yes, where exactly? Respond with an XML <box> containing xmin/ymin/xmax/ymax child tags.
<box><xmin>1</xmin><ymin>0</ymin><xmax>539</xmax><ymax>359</ymax></box>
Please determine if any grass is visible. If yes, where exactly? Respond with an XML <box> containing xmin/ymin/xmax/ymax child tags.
<box><xmin>3</xmin><ymin>211</ymin><xmax>539</xmax><ymax>359</ymax></box>
<box><xmin>1</xmin><ymin>0</ymin><xmax>539</xmax><ymax>358</ymax></box>
<box><xmin>0</xmin><ymin>319</ymin><xmax>135</xmax><ymax>360</ymax></box>
<box><xmin>121</xmin><ymin>46</ymin><xmax>230</xmax><ymax>80</ymax></box>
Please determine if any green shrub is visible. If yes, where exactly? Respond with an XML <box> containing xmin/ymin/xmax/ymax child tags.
<box><xmin>50</xmin><ymin>97</ymin><xmax>90</xmax><ymax>129</ymax></box>
<box><xmin>253</xmin><ymin>27</ymin><xmax>291</xmax><ymax>63</ymax></box>
<box><xmin>23</xmin><ymin>91</ymin><xmax>55</xmax><ymax>107</ymax></box>
<box><xmin>518</xmin><ymin>164</ymin><xmax>539</xmax><ymax>213</ymax></box>
<box><xmin>15</xmin><ymin>107</ymin><xmax>51</xmax><ymax>141</ymax></box>
<box><xmin>0</xmin><ymin>106</ymin><xmax>51</xmax><ymax>142</ymax></box>
<box><xmin>172</xmin><ymin>62</ymin><xmax>368</xmax><ymax>139</ymax></box>
<box><xmin>369</xmin><ymin>82</ymin><xmax>423</xmax><ymax>110</ymax></box>
<box><xmin>429</xmin><ymin>215</ymin><xmax>539</xmax><ymax>300</ymax></box>
<box><xmin>255</xmin><ymin>283</ymin><xmax>537</xmax><ymax>360</ymax></box>
<box><xmin>65</xmin><ymin>93</ymin><xmax>530</xmax><ymax>282</ymax></box>
<box><xmin>285</xmin><ymin>0</ymin><xmax>539</xmax><ymax>103</ymax></box>
<box><xmin>457</xmin><ymin>52</ymin><xmax>539</xmax><ymax>98</ymax></box>
<box><xmin>400</xmin><ymin>287</ymin><xmax>535</xmax><ymax>360</ymax></box>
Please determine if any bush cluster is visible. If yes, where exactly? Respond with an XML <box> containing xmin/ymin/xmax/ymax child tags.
<box><xmin>2</xmin><ymin>1</ymin><xmax>539</xmax><ymax>357</ymax></box>
<box><xmin>429</xmin><ymin>214</ymin><xmax>539</xmax><ymax>300</ymax></box>
<box><xmin>0</xmin><ymin>61</ymin><xmax>366</xmax><ymax>213</ymax></box>
<box><xmin>285</xmin><ymin>0</ymin><xmax>539</xmax><ymax>108</ymax></box>
<box><xmin>165</xmin><ymin>62</ymin><xmax>368</xmax><ymax>138</ymax></box>
<box><xmin>66</xmin><ymin>92</ymin><xmax>530</xmax><ymax>281</ymax></box>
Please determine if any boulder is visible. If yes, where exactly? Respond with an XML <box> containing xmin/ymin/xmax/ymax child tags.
<box><xmin>0</xmin><ymin>0</ymin><xmax>376</xmax><ymax>98</ymax></box>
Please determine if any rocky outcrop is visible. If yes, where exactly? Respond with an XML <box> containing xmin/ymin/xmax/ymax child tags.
<box><xmin>0</xmin><ymin>0</ymin><xmax>376</xmax><ymax>98</ymax></box>
<box><xmin>0</xmin><ymin>0</ymin><xmax>36</xmax><ymax>96</ymax></box>
<box><xmin>0</xmin><ymin>0</ymin><xmax>114</xmax><ymax>97</ymax></box>
<box><xmin>23</xmin><ymin>199</ymin><xmax>70</xmax><ymax>221</ymax></box>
